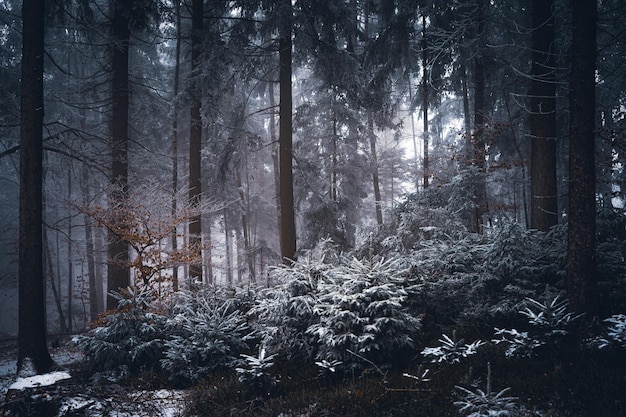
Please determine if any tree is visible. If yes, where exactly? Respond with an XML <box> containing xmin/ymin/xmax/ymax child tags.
<box><xmin>530</xmin><ymin>0</ymin><xmax>558</xmax><ymax>232</ymax></box>
<box><xmin>107</xmin><ymin>0</ymin><xmax>131</xmax><ymax>309</ymax></box>
<box><xmin>566</xmin><ymin>0</ymin><xmax>598</xmax><ymax>316</ymax></box>
<box><xmin>171</xmin><ymin>0</ymin><xmax>182</xmax><ymax>291</ymax></box>
<box><xmin>278</xmin><ymin>0</ymin><xmax>297</xmax><ymax>263</ymax></box>
<box><xmin>188</xmin><ymin>0</ymin><xmax>204</xmax><ymax>280</ymax></box>
<box><xmin>17</xmin><ymin>0</ymin><xmax>54</xmax><ymax>374</ymax></box>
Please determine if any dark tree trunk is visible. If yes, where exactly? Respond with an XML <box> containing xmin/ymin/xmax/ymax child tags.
<box><xmin>82</xmin><ymin>165</ymin><xmax>99</xmax><ymax>323</ymax></box>
<box><xmin>189</xmin><ymin>0</ymin><xmax>203</xmax><ymax>281</ymax></box>
<box><xmin>567</xmin><ymin>0</ymin><xmax>598</xmax><ymax>316</ymax></box>
<box><xmin>171</xmin><ymin>0</ymin><xmax>182</xmax><ymax>291</ymax></box>
<box><xmin>18</xmin><ymin>0</ymin><xmax>53</xmax><ymax>374</ymax></box>
<box><xmin>422</xmin><ymin>15</ymin><xmax>429</xmax><ymax>189</ymax></box>
<box><xmin>279</xmin><ymin>0</ymin><xmax>297</xmax><ymax>264</ymax></box>
<box><xmin>368</xmin><ymin>113</ymin><xmax>383</xmax><ymax>226</ymax></box>
<box><xmin>530</xmin><ymin>0</ymin><xmax>558</xmax><ymax>231</ymax></box>
<box><xmin>107</xmin><ymin>0</ymin><xmax>131</xmax><ymax>310</ymax></box>
<box><xmin>470</xmin><ymin>0</ymin><xmax>488</xmax><ymax>233</ymax></box>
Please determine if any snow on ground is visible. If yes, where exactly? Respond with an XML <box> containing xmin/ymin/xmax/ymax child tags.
<box><xmin>1</xmin><ymin>340</ymin><xmax>189</xmax><ymax>416</ymax></box>
<box><xmin>9</xmin><ymin>371</ymin><xmax>72</xmax><ymax>390</ymax></box>
<box><xmin>0</xmin><ymin>340</ymin><xmax>84</xmax><ymax>395</ymax></box>
<box><xmin>57</xmin><ymin>389</ymin><xmax>188</xmax><ymax>417</ymax></box>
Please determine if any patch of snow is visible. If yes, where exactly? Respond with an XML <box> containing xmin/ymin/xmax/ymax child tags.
<box><xmin>8</xmin><ymin>370</ymin><xmax>71</xmax><ymax>390</ymax></box>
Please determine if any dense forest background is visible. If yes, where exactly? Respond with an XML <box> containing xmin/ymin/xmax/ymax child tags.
<box><xmin>2</xmin><ymin>0</ymin><xmax>626</xmax><ymax>415</ymax></box>
<box><xmin>1</xmin><ymin>0</ymin><xmax>626</xmax><ymax>382</ymax></box>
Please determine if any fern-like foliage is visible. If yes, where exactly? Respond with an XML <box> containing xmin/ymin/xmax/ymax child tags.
<box><xmin>72</xmin><ymin>286</ymin><xmax>166</xmax><ymax>383</ymax></box>
<box><xmin>250</xmin><ymin>256</ymin><xmax>330</xmax><ymax>361</ymax></box>
<box><xmin>454</xmin><ymin>385</ymin><xmax>522</xmax><ymax>417</ymax></box>
<box><xmin>454</xmin><ymin>363</ymin><xmax>528</xmax><ymax>417</ymax></box>
<box><xmin>307</xmin><ymin>256</ymin><xmax>421</xmax><ymax>367</ymax></box>
<box><xmin>161</xmin><ymin>289</ymin><xmax>252</xmax><ymax>383</ymax></box>
<box><xmin>421</xmin><ymin>331</ymin><xmax>485</xmax><ymax>364</ymax></box>
<box><xmin>520</xmin><ymin>295</ymin><xmax>582</xmax><ymax>336</ymax></box>
<box><xmin>236</xmin><ymin>346</ymin><xmax>278</xmax><ymax>391</ymax></box>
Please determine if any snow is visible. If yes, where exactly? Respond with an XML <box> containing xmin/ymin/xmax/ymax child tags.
<box><xmin>8</xmin><ymin>371</ymin><xmax>71</xmax><ymax>390</ymax></box>
<box><xmin>0</xmin><ymin>342</ymin><xmax>188</xmax><ymax>416</ymax></box>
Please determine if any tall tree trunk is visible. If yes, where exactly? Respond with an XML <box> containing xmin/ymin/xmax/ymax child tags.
<box><xmin>407</xmin><ymin>76</ymin><xmax>420</xmax><ymax>191</ymax></box>
<box><xmin>567</xmin><ymin>0</ymin><xmax>597</xmax><ymax>316</ymax></box>
<box><xmin>43</xmin><ymin>228</ymin><xmax>67</xmax><ymax>333</ymax></box>
<box><xmin>470</xmin><ymin>0</ymin><xmax>488</xmax><ymax>233</ymax></box>
<box><xmin>171</xmin><ymin>0</ymin><xmax>182</xmax><ymax>291</ymax></box>
<box><xmin>107</xmin><ymin>0</ymin><xmax>131</xmax><ymax>310</ymax></box>
<box><xmin>422</xmin><ymin>15</ymin><xmax>429</xmax><ymax>189</ymax></box>
<box><xmin>461</xmin><ymin>65</ymin><xmax>472</xmax><ymax>147</ymax></box>
<box><xmin>82</xmin><ymin>164</ymin><xmax>99</xmax><ymax>322</ymax></box>
<box><xmin>224</xmin><ymin>208</ymin><xmax>233</xmax><ymax>286</ymax></box>
<box><xmin>278</xmin><ymin>0</ymin><xmax>297</xmax><ymax>263</ymax></box>
<box><xmin>67</xmin><ymin>170</ymin><xmax>73</xmax><ymax>332</ymax></box>
<box><xmin>269</xmin><ymin>79</ymin><xmax>281</xmax><ymax>240</ymax></box>
<box><xmin>331</xmin><ymin>116</ymin><xmax>338</xmax><ymax>201</ymax></box>
<box><xmin>18</xmin><ymin>0</ymin><xmax>53</xmax><ymax>374</ymax></box>
<box><xmin>188</xmin><ymin>0</ymin><xmax>204</xmax><ymax>282</ymax></box>
<box><xmin>368</xmin><ymin>113</ymin><xmax>383</xmax><ymax>226</ymax></box>
<box><xmin>530</xmin><ymin>0</ymin><xmax>558</xmax><ymax>231</ymax></box>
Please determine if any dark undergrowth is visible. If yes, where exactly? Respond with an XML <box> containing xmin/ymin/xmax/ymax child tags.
<box><xmin>183</xmin><ymin>340</ymin><xmax>626</xmax><ymax>417</ymax></box>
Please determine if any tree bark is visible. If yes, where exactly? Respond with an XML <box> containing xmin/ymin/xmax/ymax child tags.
<box><xmin>422</xmin><ymin>15</ymin><xmax>429</xmax><ymax>189</ymax></box>
<box><xmin>567</xmin><ymin>0</ymin><xmax>598</xmax><ymax>316</ymax></box>
<box><xmin>470</xmin><ymin>0</ymin><xmax>488</xmax><ymax>233</ymax></box>
<box><xmin>18</xmin><ymin>0</ymin><xmax>54</xmax><ymax>374</ymax></box>
<box><xmin>107</xmin><ymin>0</ymin><xmax>131</xmax><ymax>310</ymax></box>
<box><xmin>188</xmin><ymin>0</ymin><xmax>204</xmax><ymax>282</ymax></box>
<box><xmin>278</xmin><ymin>0</ymin><xmax>297</xmax><ymax>264</ymax></box>
<box><xmin>171</xmin><ymin>0</ymin><xmax>182</xmax><ymax>291</ymax></box>
<box><xmin>81</xmin><ymin>165</ymin><xmax>99</xmax><ymax>323</ymax></box>
<box><xmin>530</xmin><ymin>0</ymin><xmax>558</xmax><ymax>231</ymax></box>
<box><xmin>368</xmin><ymin>113</ymin><xmax>383</xmax><ymax>226</ymax></box>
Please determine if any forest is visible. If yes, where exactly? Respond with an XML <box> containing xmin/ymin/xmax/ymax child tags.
<box><xmin>1</xmin><ymin>0</ymin><xmax>626</xmax><ymax>416</ymax></box>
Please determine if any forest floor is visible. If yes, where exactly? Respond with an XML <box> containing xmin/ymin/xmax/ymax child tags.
<box><xmin>0</xmin><ymin>337</ymin><xmax>188</xmax><ymax>416</ymax></box>
<box><xmin>1</xmin><ymin>335</ymin><xmax>625</xmax><ymax>417</ymax></box>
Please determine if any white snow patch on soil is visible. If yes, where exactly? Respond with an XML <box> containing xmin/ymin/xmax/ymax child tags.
<box><xmin>8</xmin><ymin>371</ymin><xmax>71</xmax><ymax>390</ymax></box>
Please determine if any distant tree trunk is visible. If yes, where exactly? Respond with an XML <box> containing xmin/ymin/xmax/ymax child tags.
<box><xmin>224</xmin><ymin>208</ymin><xmax>233</xmax><ymax>286</ymax></box>
<box><xmin>567</xmin><ymin>0</ymin><xmax>597</xmax><ymax>316</ymax></box>
<box><xmin>171</xmin><ymin>0</ymin><xmax>182</xmax><ymax>291</ymax></box>
<box><xmin>67</xmin><ymin>170</ymin><xmax>73</xmax><ymax>332</ymax></box>
<box><xmin>461</xmin><ymin>65</ymin><xmax>472</xmax><ymax>145</ymax></box>
<box><xmin>18</xmin><ymin>0</ymin><xmax>54</xmax><ymax>374</ymax></box>
<box><xmin>107</xmin><ymin>0</ymin><xmax>131</xmax><ymax>310</ymax></box>
<box><xmin>269</xmin><ymin>79</ymin><xmax>281</xmax><ymax>238</ymax></box>
<box><xmin>188</xmin><ymin>0</ymin><xmax>203</xmax><ymax>281</ymax></box>
<box><xmin>332</xmin><ymin>116</ymin><xmax>338</xmax><ymax>201</ymax></box>
<box><xmin>43</xmin><ymin>227</ymin><xmax>67</xmax><ymax>333</ymax></box>
<box><xmin>422</xmin><ymin>15</ymin><xmax>429</xmax><ymax>189</ymax></box>
<box><xmin>407</xmin><ymin>77</ymin><xmax>420</xmax><ymax>191</ymax></box>
<box><xmin>278</xmin><ymin>0</ymin><xmax>297</xmax><ymax>264</ymax></box>
<box><xmin>530</xmin><ymin>0</ymin><xmax>558</xmax><ymax>231</ymax></box>
<box><xmin>504</xmin><ymin>92</ymin><xmax>530</xmax><ymax>228</ymax></box>
<box><xmin>81</xmin><ymin>164</ymin><xmax>99</xmax><ymax>322</ymax></box>
<box><xmin>237</xmin><ymin>169</ymin><xmax>256</xmax><ymax>282</ymax></box>
<box><xmin>205</xmin><ymin>214</ymin><xmax>214</xmax><ymax>284</ymax></box>
<box><xmin>368</xmin><ymin>113</ymin><xmax>383</xmax><ymax>226</ymax></box>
